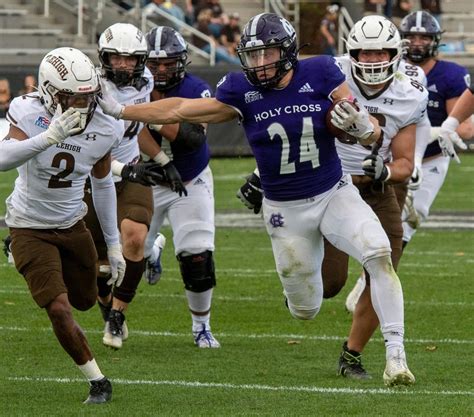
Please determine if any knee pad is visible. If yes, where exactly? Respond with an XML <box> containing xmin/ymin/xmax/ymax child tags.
<box><xmin>177</xmin><ymin>251</ymin><xmax>216</xmax><ymax>293</ymax></box>
<box><xmin>288</xmin><ymin>304</ymin><xmax>320</xmax><ymax>320</ymax></box>
<box><xmin>363</xmin><ymin>254</ymin><xmax>395</xmax><ymax>280</ymax></box>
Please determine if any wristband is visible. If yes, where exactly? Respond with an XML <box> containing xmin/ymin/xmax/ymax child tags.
<box><xmin>153</xmin><ymin>150</ymin><xmax>171</xmax><ymax>166</ymax></box>
<box><xmin>149</xmin><ymin>124</ymin><xmax>163</xmax><ymax>132</ymax></box>
<box><xmin>111</xmin><ymin>160</ymin><xmax>125</xmax><ymax>176</ymax></box>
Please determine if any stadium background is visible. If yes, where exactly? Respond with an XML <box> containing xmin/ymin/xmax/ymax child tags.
<box><xmin>1</xmin><ymin>0</ymin><xmax>473</xmax><ymax>155</ymax></box>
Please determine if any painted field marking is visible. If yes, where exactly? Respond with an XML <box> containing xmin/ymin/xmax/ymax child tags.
<box><xmin>7</xmin><ymin>376</ymin><xmax>473</xmax><ymax>396</ymax></box>
<box><xmin>0</xmin><ymin>326</ymin><xmax>472</xmax><ymax>345</ymax></box>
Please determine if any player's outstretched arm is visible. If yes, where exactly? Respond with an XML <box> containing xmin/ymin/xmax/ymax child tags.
<box><xmin>98</xmin><ymin>83</ymin><xmax>238</xmax><ymax>125</ymax></box>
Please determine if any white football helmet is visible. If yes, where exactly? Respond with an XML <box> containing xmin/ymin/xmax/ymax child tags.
<box><xmin>345</xmin><ymin>15</ymin><xmax>403</xmax><ymax>85</ymax></box>
<box><xmin>98</xmin><ymin>23</ymin><xmax>148</xmax><ymax>87</ymax></box>
<box><xmin>38</xmin><ymin>47</ymin><xmax>99</xmax><ymax>131</ymax></box>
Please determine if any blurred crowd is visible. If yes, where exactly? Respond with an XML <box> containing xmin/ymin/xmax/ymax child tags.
<box><xmin>143</xmin><ymin>0</ymin><xmax>241</xmax><ymax>64</ymax></box>
<box><xmin>0</xmin><ymin>75</ymin><xmax>37</xmax><ymax>118</ymax></box>
<box><xmin>320</xmin><ymin>0</ymin><xmax>443</xmax><ymax>56</ymax></box>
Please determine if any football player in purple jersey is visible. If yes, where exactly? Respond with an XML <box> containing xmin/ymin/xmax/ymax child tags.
<box><xmin>97</xmin><ymin>13</ymin><xmax>415</xmax><ymax>385</ymax></box>
<box><xmin>139</xmin><ymin>26</ymin><xmax>220</xmax><ymax>348</ymax></box>
<box><xmin>399</xmin><ymin>11</ymin><xmax>473</xmax><ymax>246</ymax></box>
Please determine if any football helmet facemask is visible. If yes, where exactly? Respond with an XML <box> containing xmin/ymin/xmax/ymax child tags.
<box><xmin>399</xmin><ymin>11</ymin><xmax>442</xmax><ymax>63</ymax></box>
<box><xmin>38</xmin><ymin>47</ymin><xmax>99</xmax><ymax>132</ymax></box>
<box><xmin>345</xmin><ymin>15</ymin><xmax>403</xmax><ymax>85</ymax></box>
<box><xmin>146</xmin><ymin>26</ymin><xmax>189</xmax><ymax>91</ymax></box>
<box><xmin>236</xmin><ymin>13</ymin><xmax>298</xmax><ymax>89</ymax></box>
<box><xmin>98</xmin><ymin>23</ymin><xmax>148</xmax><ymax>87</ymax></box>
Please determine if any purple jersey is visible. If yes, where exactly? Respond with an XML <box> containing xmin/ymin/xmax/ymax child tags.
<box><xmin>215</xmin><ymin>55</ymin><xmax>344</xmax><ymax>201</ymax></box>
<box><xmin>424</xmin><ymin>60</ymin><xmax>470</xmax><ymax>158</ymax></box>
<box><xmin>150</xmin><ymin>73</ymin><xmax>212</xmax><ymax>181</ymax></box>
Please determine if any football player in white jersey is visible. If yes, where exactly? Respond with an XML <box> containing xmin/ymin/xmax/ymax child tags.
<box><xmin>344</xmin><ymin>58</ymin><xmax>432</xmax><ymax>314</ymax></box>
<box><xmin>0</xmin><ymin>47</ymin><xmax>126</xmax><ymax>404</ymax></box>
<box><xmin>322</xmin><ymin>15</ymin><xmax>427</xmax><ymax>381</ymax></box>
<box><xmin>86</xmin><ymin>23</ymin><xmax>187</xmax><ymax>350</ymax></box>
<box><xmin>97</xmin><ymin>13</ymin><xmax>416</xmax><ymax>386</ymax></box>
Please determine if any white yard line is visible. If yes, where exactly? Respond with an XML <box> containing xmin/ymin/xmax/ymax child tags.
<box><xmin>7</xmin><ymin>376</ymin><xmax>473</xmax><ymax>396</ymax></box>
<box><xmin>0</xmin><ymin>326</ymin><xmax>472</xmax><ymax>345</ymax></box>
<box><xmin>0</xmin><ymin>288</ymin><xmax>472</xmax><ymax>307</ymax></box>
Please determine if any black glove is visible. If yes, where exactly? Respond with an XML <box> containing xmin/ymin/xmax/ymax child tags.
<box><xmin>3</xmin><ymin>235</ymin><xmax>12</xmax><ymax>259</ymax></box>
<box><xmin>361</xmin><ymin>154</ymin><xmax>390</xmax><ymax>182</ymax></box>
<box><xmin>162</xmin><ymin>162</ymin><xmax>188</xmax><ymax>196</ymax></box>
<box><xmin>121</xmin><ymin>161</ymin><xmax>165</xmax><ymax>186</ymax></box>
<box><xmin>237</xmin><ymin>172</ymin><xmax>263</xmax><ymax>214</ymax></box>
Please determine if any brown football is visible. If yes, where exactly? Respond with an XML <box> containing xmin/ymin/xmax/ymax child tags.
<box><xmin>325</xmin><ymin>99</ymin><xmax>359</xmax><ymax>144</ymax></box>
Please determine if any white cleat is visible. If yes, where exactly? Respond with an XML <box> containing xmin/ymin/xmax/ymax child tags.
<box><xmin>345</xmin><ymin>275</ymin><xmax>366</xmax><ymax>313</ymax></box>
<box><xmin>193</xmin><ymin>324</ymin><xmax>221</xmax><ymax>348</ymax></box>
<box><xmin>383</xmin><ymin>349</ymin><xmax>416</xmax><ymax>387</ymax></box>
<box><xmin>402</xmin><ymin>190</ymin><xmax>420</xmax><ymax>230</ymax></box>
<box><xmin>103</xmin><ymin>309</ymin><xmax>127</xmax><ymax>349</ymax></box>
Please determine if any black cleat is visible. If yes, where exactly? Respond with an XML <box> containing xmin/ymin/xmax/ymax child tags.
<box><xmin>83</xmin><ymin>377</ymin><xmax>112</xmax><ymax>404</ymax></box>
<box><xmin>338</xmin><ymin>341</ymin><xmax>372</xmax><ymax>380</ymax></box>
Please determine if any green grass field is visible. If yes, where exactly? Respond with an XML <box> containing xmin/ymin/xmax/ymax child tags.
<box><xmin>0</xmin><ymin>156</ymin><xmax>473</xmax><ymax>416</ymax></box>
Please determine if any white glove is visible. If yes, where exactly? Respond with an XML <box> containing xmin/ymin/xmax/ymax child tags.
<box><xmin>331</xmin><ymin>100</ymin><xmax>375</xmax><ymax>142</ymax></box>
<box><xmin>407</xmin><ymin>164</ymin><xmax>423</xmax><ymax>190</ymax></box>
<box><xmin>44</xmin><ymin>106</ymin><xmax>82</xmax><ymax>145</ymax></box>
<box><xmin>437</xmin><ymin>116</ymin><xmax>467</xmax><ymax>164</ymax></box>
<box><xmin>106</xmin><ymin>244</ymin><xmax>126</xmax><ymax>287</ymax></box>
<box><xmin>96</xmin><ymin>78</ymin><xmax>124</xmax><ymax>119</ymax></box>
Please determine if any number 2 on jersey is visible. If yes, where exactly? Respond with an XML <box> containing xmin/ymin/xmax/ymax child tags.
<box><xmin>267</xmin><ymin>117</ymin><xmax>320</xmax><ymax>174</ymax></box>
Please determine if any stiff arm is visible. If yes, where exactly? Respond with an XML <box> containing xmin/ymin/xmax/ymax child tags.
<box><xmin>121</xmin><ymin>97</ymin><xmax>238</xmax><ymax>125</ymax></box>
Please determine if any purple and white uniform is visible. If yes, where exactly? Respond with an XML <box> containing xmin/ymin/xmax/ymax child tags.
<box><xmin>403</xmin><ymin>60</ymin><xmax>471</xmax><ymax>242</ymax></box>
<box><xmin>216</xmin><ymin>56</ymin><xmax>392</xmax><ymax>319</ymax></box>
<box><xmin>145</xmin><ymin>73</ymin><xmax>215</xmax><ymax>255</ymax></box>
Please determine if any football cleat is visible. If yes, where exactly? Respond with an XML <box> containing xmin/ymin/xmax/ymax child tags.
<box><xmin>193</xmin><ymin>324</ymin><xmax>221</xmax><ymax>348</ymax></box>
<box><xmin>338</xmin><ymin>342</ymin><xmax>372</xmax><ymax>380</ymax></box>
<box><xmin>2</xmin><ymin>235</ymin><xmax>15</xmax><ymax>264</ymax></box>
<box><xmin>402</xmin><ymin>190</ymin><xmax>420</xmax><ymax>230</ymax></box>
<box><xmin>103</xmin><ymin>309</ymin><xmax>127</xmax><ymax>349</ymax></box>
<box><xmin>83</xmin><ymin>377</ymin><xmax>112</xmax><ymax>404</ymax></box>
<box><xmin>345</xmin><ymin>274</ymin><xmax>366</xmax><ymax>314</ymax></box>
<box><xmin>144</xmin><ymin>233</ymin><xmax>166</xmax><ymax>285</ymax></box>
<box><xmin>99</xmin><ymin>301</ymin><xmax>128</xmax><ymax>341</ymax></box>
<box><xmin>383</xmin><ymin>349</ymin><xmax>415</xmax><ymax>386</ymax></box>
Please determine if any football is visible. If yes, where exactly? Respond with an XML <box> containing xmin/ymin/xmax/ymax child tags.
<box><xmin>325</xmin><ymin>99</ymin><xmax>359</xmax><ymax>144</ymax></box>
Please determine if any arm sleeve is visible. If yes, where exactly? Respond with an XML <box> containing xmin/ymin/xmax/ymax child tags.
<box><xmin>0</xmin><ymin>133</ymin><xmax>51</xmax><ymax>171</ymax></box>
<box><xmin>91</xmin><ymin>171</ymin><xmax>120</xmax><ymax>246</ymax></box>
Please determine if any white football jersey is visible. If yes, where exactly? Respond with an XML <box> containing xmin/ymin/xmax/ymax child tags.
<box><xmin>399</xmin><ymin>58</ymin><xmax>431</xmax><ymax>162</ymax></box>
<box><xmin>5</xmin><ymin>93</ymin><xmax>124</xmax><ymax>229</ymax></box>
<box><xmin>335</xmin><ymin>55</ymin><xmax>428</xmax><ymax>175</ymax></box>
<box><xmin>399</xmin><ymin>59</ymin><xmax>427</xmax><ymax>86</ymax></box>
<box><xmin>105</xmin><ymin>67</ymin><xmax>153</xmax><ymax>180</ymax></box>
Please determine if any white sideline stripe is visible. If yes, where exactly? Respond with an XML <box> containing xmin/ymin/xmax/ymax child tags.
<box><xmin>7</xmin><ymin>376</ymin><xmax>473</xmax><ymax>396</ymax></box>
<box><xmin>0</xmin><ymin>288</ymin><xmax>472</xmax><ymax>307</ymax></box>
<box><xmin>1</xmin><ymin>326</ymin><xmax>472</xmax><ymax>345</ymax></box>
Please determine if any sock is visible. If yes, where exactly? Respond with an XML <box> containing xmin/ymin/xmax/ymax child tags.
<box><xmin>364</xmin><ymin>255</ymin><xmax>405</xmax><ymax>358</ymax></box>
<box><xmin>78</xmin><ymin>358</ymin><xmax>104</xmax><ymax>382</ymax></box>
<box><xmin>186</xmin><ymin>289</ymin><xmax>213</xmax><ymax>332</ymax></box>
